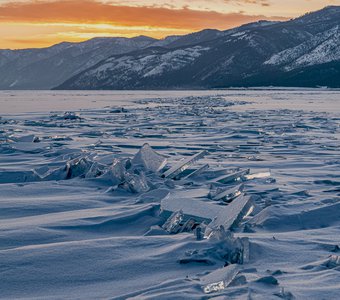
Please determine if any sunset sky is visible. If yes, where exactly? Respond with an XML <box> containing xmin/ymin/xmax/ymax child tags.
<box><xmin>0</xmin><ymin>0</ymin><xmax>339</xmax><ymax>49</ymax></box>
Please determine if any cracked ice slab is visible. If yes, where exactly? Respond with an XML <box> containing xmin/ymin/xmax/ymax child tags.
<box><xmin>211</xmin><ymin>184</ymin><xmax>244</xmax><ymax>202</ymax></box>
<box><xmin>201</xmin><ymin>264</ymin><xmax>240</xmax><ymax>294</ymax></box>
<box><xmin>161</xmin><ymin>194</ymin><xmax>253</xmax><ymax>231</ymax></box>
<box><xmin>209</xmin><ymin>195</ymin><xmax>254</xmax><ymax>230</ymax></box>
<box><xmin>182</xmin><ymin>164</ymin><xmax>209</xmax><ymax>180</ymax></box>
<box><xmin>162</xmin><ymin>150</ymin><xmax>208</xmax><ymax>179</ymax></box>
<box><xmin>161</xmin><ymin>197</ymin><xmax>221</xmax><ymax>222</ymax></box>
<box><xmin>214</xmin><ymin>169</ymin><xmax>250</xmax><ymax>184</ymax></box>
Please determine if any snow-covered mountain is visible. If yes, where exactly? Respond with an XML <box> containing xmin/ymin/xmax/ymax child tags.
<box><xmin>1</xmin><ymin>6</ymin><xmax>340</xmax><ymax>89</ymax></box>
<box><xmin>0</xmin><ymin>36</ymin><xmax>157</xmax><ymax>89</ymax></box>
<box><xmin>265</xmin><ymin>25</ymin><xmax>340</xmax><ymax>70</ymax></box>
<box><xmin>0</xmin><ymin>28</ymin><xmax>230</xmax><ymax>90</ymax></box>
<box><xmin>57</xmin><ymin>6</ymin><xmax>340</xmax><ymax>89</ymax></box>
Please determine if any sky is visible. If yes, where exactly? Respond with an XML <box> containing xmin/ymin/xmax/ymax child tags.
<box><xmin>0</xmin><ymin>0</ymin><xmax>339</xmax><ymax>49</ymax></box>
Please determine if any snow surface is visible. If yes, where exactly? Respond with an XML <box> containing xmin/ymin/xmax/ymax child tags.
<box><xmin>0</xmin><ymin>90</ymin><xmax>340</xmax><ymax>299</ymax></box>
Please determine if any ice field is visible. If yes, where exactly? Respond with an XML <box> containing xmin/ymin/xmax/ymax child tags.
<box><xmin>0</xmin><ymin>90</ymin><xmax>339</xmax><ymax>299</ymax></box>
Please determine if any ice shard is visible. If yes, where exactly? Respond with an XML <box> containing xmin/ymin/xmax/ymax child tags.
<box><xmin>211</xmin><ymin>184</ymin><xmax>244</xmax><ymax>202</ymax></box>
<box><xmin>214</xmin><ymin>169</ymin><xmax>250</xmax><ymax>184</ymax></box>
<box><xmin>244</xmin><ymin>171</ymin><xmax>271</xmax><ymax>180</ymax></box>
<box><xmin>39</xmin><ymin>156</ymin><xmax>93</xmax><ymax>181</ymax></box>
<box><xmin>204</xmin><ymin>227</ymin><xmax>250</xmax><ymax>264</ymax></box>
<box><xmin>208</xmin><ymin>195</ymin><xmax>254</xmax><ymax>230</ymax></box>
<box><xmin>326</xmin><ymin>255</ymin><xmax>340</xmax><ymax>268</ymax></box>
<box><xmin>56</xmin><ymin>111</ymin><xmax>81</xmax><ymax>120</ymax></box>
<box><xmin>41</xmin><ymin>166</ymin><xmax>68</xmax><ymax>181</ymax></box>
<box><xmin>85</xmin><ymin>162</ymin><xmax>105</xmax><ymax>178</ymax></box>
<box><xmin>14</xmin><ymin>134</ymin><xmax>40</xmax><ymax>143</ymax></box>
<box><xmin>0</xmin><ymin>170</ymin><xmax>41</xmax><ymax>184</ymax></box>
<box><xmin>66</xmin><ymin>157</ymin><xmax>93</xmax><ymax>179</ymax></box>
<box><xmin>194</xmin><ymin>225</ymin><xmax>204</xmax><ymax>240</ymax></box>
<box><xmin>162</xmin><ymin>150</ymin><xmax>208</xmax><ymax>179</ymax></box>
<box><xmin>162</xmin><ymin>211</ymin><xmax>184</xmax><ymax>233</ymax></box>
<box><xmin>120</xmin><ymin>172</ymin><xmax>149</xmax><ymax>193</ymax></box>
<box><xmin>161</xmin><ymin>197</ymin><xmax>221</xmax><ymax>223</ymax></box>
<box><xmin>179</xmin><ymin>218</ymin><xmax>196</xmax><ymax>233</ymax></box>
<box><xmin>274</xmin><ymin>287</ymin><xmax>295</xmax><ymax>300</ymax></box>
<box><xmin>202</xmin><ymin>264</ymin><xmax>240</xmax><ymax>294</ymax></box>
<box><xmin>10</xmin><ymin>141</ymin><xmax>47</xmax><ymax>153</ymax></box>
<box><xmin>132</xmin><ymin>143</ymin><xmax>167</xmax><ymax>173</ymax></box>
<box><xmin>203</xmin><ymin>281</ymin><xmax>225</xmax><ymax>294</ymax></box>
<box><xmin>182</xmin><ymin>164</ymin><xmax>209</xmax><ymax>180</ymax></box>
<box><xmin>107</xmin><ymin>158</ymin><xmax>128</xmax><ymax>184</ymax></box>
<box><xmin>242</xmin><ymin>237</ymin><xmax>250</xmax><ymax>264</ymax></box>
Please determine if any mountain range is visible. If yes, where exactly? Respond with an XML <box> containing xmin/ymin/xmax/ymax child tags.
<box><xmin>1</xmin><ymin>6</ymin><xmax>340</xmax><ymax>90</ymax></box>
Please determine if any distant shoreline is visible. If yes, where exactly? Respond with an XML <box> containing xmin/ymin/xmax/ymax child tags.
<box><xmin>1</xmin><ymin>87</ymin><xmax>340</xmax><ymax>92</ymax></box>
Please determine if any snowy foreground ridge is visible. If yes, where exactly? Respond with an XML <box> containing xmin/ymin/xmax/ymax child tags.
<box><xmin>0</xmin><ymin>92</ymin><xmax>340</xmax><ymax>299</ymax></box>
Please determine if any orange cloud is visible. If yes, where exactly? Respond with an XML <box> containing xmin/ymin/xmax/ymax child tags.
<box><xmin>0</xmin><ymin>0</ymin><xmax>288</xmax><ymax>49</ymax></box>
<box><xmin>0</xmin><ymin>0</ymin><xmax>286</xmax><ymax>30</ymax></box>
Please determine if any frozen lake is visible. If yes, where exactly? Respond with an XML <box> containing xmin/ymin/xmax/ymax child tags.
<box><xmin>1</xmin><ymin>89</ymin><xmax>340</xmax><ymax>114</ymax></box>
<box><xmin>0</xmin><ymin>90</ymin><xmax>339</xmax><ymax>299</ymax></box>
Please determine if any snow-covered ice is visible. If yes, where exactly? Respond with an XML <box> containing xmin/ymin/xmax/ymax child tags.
<box><xmin>0</xmin><ymin>90</ymin><xmax>339</xmax><ymax>299</ymax></box>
